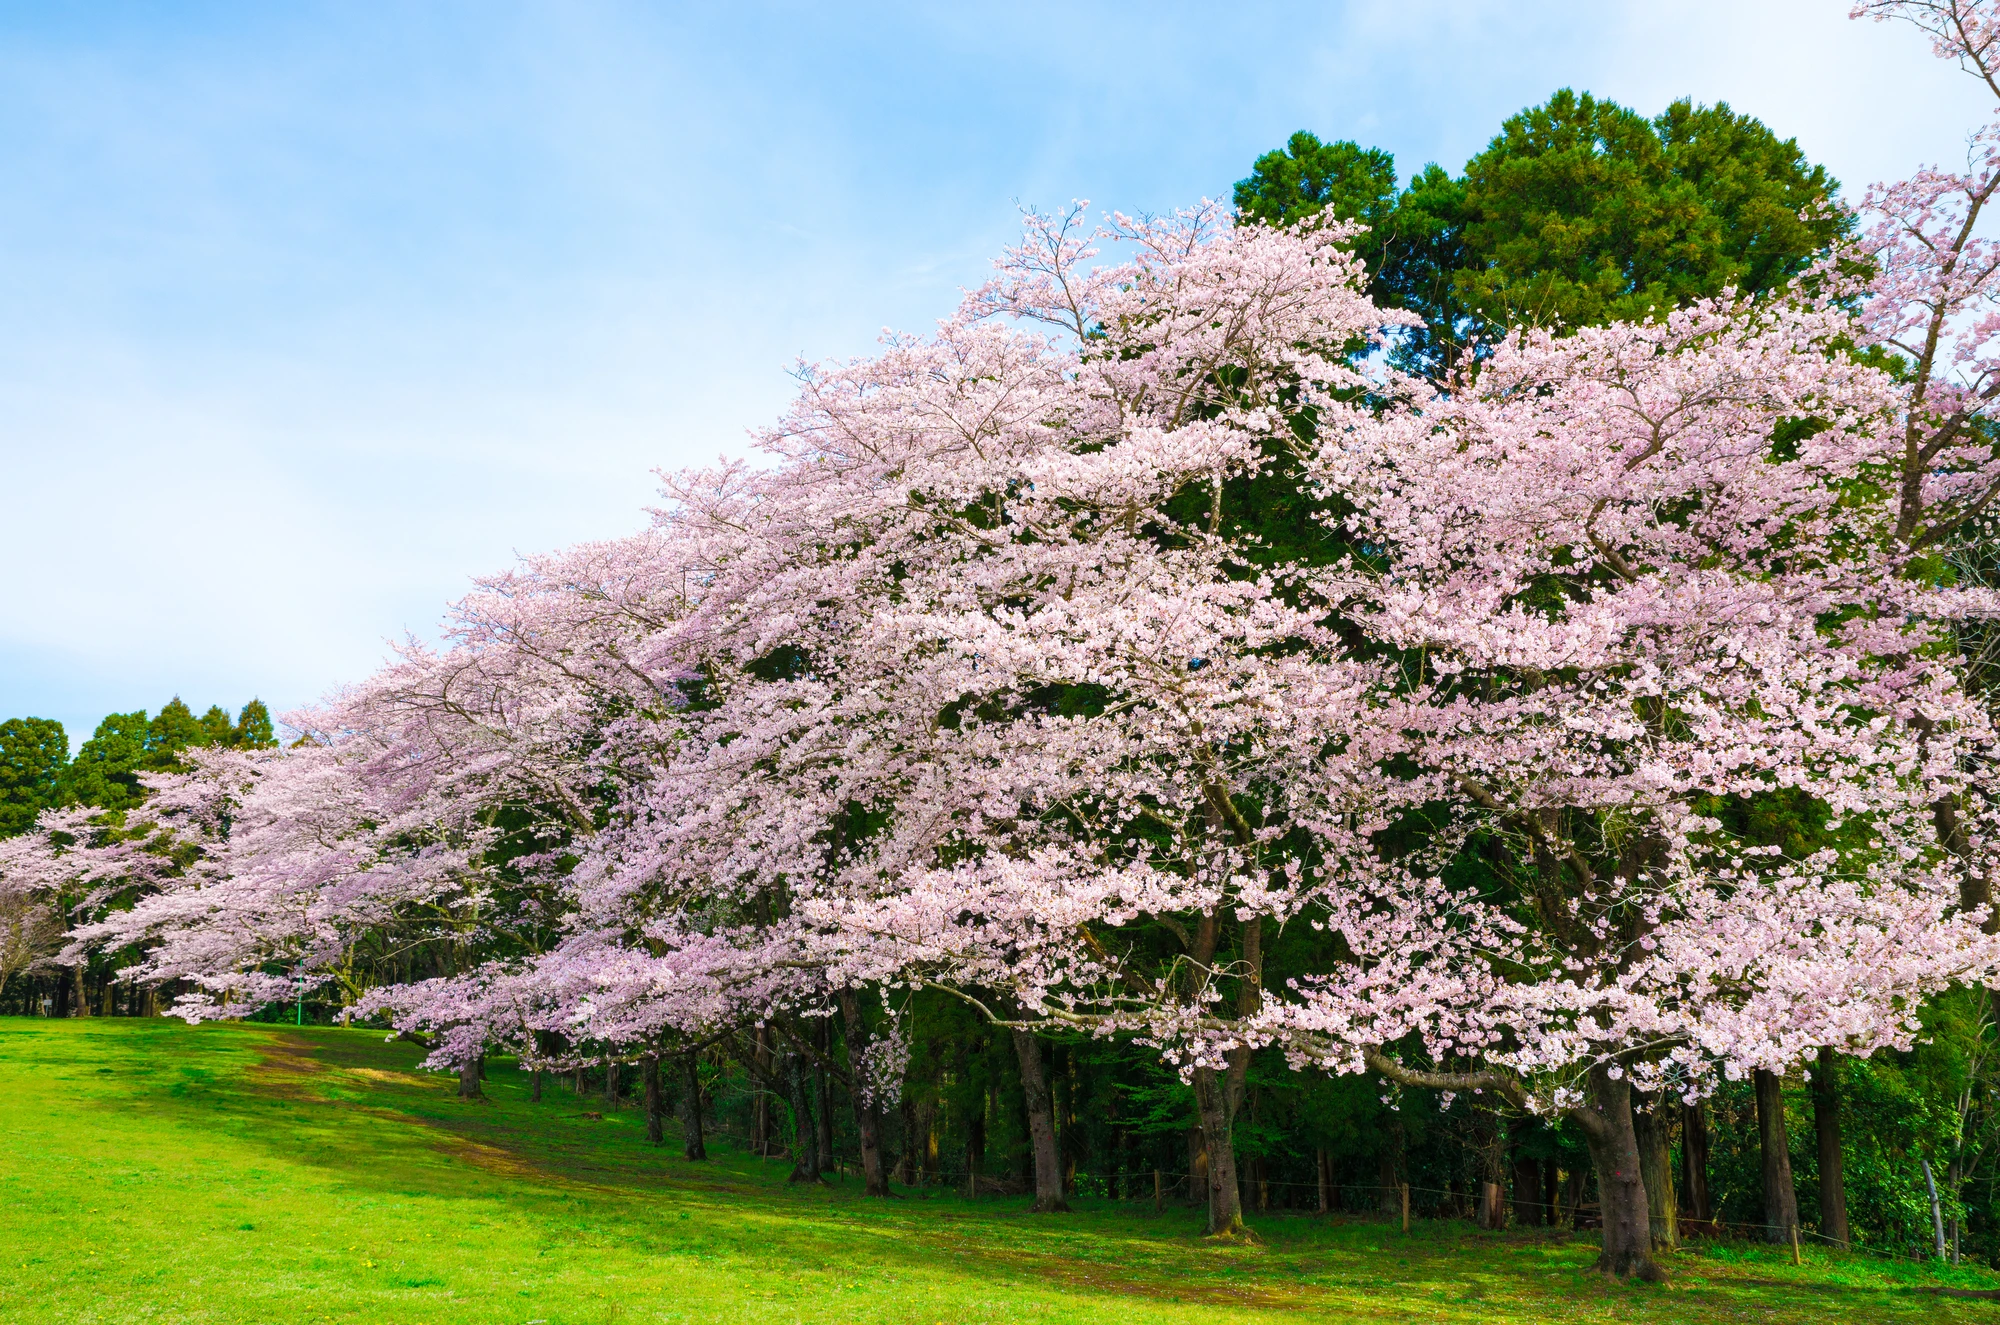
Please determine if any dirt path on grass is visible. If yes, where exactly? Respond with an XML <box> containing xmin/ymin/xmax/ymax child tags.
<box><xmin>241</xmin><ymin>1031</ymin><xmax>752</xmax><ymax>1195</ymax></box>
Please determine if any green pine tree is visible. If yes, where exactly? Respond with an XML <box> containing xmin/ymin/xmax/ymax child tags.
<box><xmin>0</xmin><ymin>717</ymin><xmax>68</xmax><ymax>837</ymax></box>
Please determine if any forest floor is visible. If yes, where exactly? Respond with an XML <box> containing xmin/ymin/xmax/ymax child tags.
<box><xmin>2</xmin><ymin>1020</ymin><xmax>1998</xmax><ymax>1324</ymax></box>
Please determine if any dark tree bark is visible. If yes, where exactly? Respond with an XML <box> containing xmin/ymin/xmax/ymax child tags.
<box><xmin>643</xmin><ymin>1053</ymin><xmax>665</xmax><ymax>1146</ymax></box>
<box><xmin>965</xmin><ymin>1087</ymin><xmax>986</xmax><ymax>1197</ymax></box>
<box><xmin>785</xmin><ymin>1052</ymin><xmax>821</xmax><ymax>1184</ymax></box>
<box><xmin>1192</xmin><ymin>1064</ymin><xmax>1245</xmax><ymax>1235</ymax></box>
<box><xmin>1633</xmin><ymin>1099</ymin><xmax>1677</xmax><ymax>1249</ymax></box>
<box><xmin>679</xmin><ymin>1052</ymin><xmax>708</xmax><ymax>1160</ymax></box>
<box><xmin>1513</xmin><ymin>1157</ymin><xmax>1543</xmax><ymax>1227</ymax></box>
<box><xmin>1476</xmin><ymin>1108</ymin><xmax>1506</xmax><ymax>1230</ymax></box>
<box><xmin>1186</xmin><ymin>908</ymin><xmax>1261</xmax><ymax>1238</ymax></box>
<box><xmin>530</xmin><ymin>1068</ymin><xmax>543</xmax><ymax>1103</ymax></box>
<box><xmin>603</xmin><ymin>1058</ymin><xmax>618</xmax><ymax>1108</ymax></box>
<box><xmin>812</xmin><ymin>1023</ymin><xmax>835</xmax><ymax>1176</ymax></box>
<box><xmin>1377</xmin><ymin>1143</ymin><xmax>1402</xmax><ymax>1219</ymax></box>
<box><xmin>838</xmin><ymin>989</ymin><xmax>887</xmax><ymax>1195</ymax></box>
<box><xmin>1317</xmin><ymin>1149</ymin><xmax>1332</xmax><ymax>1215</ymax></box>
<box><xmin>750</xmin><ymin>1026</ymin><xmax>774</xmax><ymax>1156</ymax></box>
<box><xmin>897</xmin><ymin>1096</ymin><xmax>918</xmax><ymax>1185</ymax></box>
<box><xmin>1367</xmin><ymin>1047</ymin><xmax>1643</xmax><ymax>1268</ymax></box>
<box><xmin>1680</xmin><ymin>1100</ymin><xmax>1712</xmax><ymax>1225</ymax></box>
<box><xmin>1011</xmin><ymin>1028</ymin><xmax>1070</xmax><ymax>1212</ymax></box>
<box><xmin>1755</xmin><ymin>1068</ymin><xmax>1800</xmax><ymax>1244</ymax></box>
<box><xmin>1186</xmin><ymin>1124</ymin><xmax>1207</xmax><ymax>1208</ymax></box>
<box><xmin>1813</xmin><ymin>1046</ymin><xmax>1850</xmax><ymax>1248</ymax></box>
<box><xmin>915</xmin><ymin>1096</ymin><xmax>939</xmax><ymax>1184</ymax></box>
<box><xmin>1572</xmin><ymin>1065</ymin><xmax>1660</xmax><ymax>1280</ymax></box>
<box><xmin>457</xmin><ymin>1052</ymin><xmax>483</xmax><ymax>1100</ymax></box>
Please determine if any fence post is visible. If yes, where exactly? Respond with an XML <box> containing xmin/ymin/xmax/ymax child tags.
<box><xmin>1401</xmin><ymin>1183</ymin><xmax>1410</xmax><ymax>1234</ymax></box>
<box><xmin>1790</xmin><ymin>1223</ymin><xmax>1801</xmax><ymax>1266</ymax></box>
<box><xmin>1154</xmin><ymin>1169</ymin><xmax>1163</xmax><ymax>1213</ymax></box>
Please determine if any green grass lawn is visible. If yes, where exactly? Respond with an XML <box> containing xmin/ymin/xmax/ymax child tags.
<box><xmin>1</xmin><ymin>1019</ymin><xmax>1996</xmax><ymax>1324</ymax></box>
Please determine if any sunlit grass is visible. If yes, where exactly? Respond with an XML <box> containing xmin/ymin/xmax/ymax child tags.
<box><xmin>0</xmin><ymin>1018</ymin><xmax>1994</xmax><ymax>1323</ymax></box>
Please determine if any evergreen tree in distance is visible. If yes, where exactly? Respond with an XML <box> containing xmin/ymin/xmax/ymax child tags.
<box><xmin>0</xmin><ymin>698</ymin><xmax>278</xmax><ymax>831</ymax></box>
<box><xmin>1236</xmin><ymin>91</ymin><xmax>1844</xmax><ymax>375</ymax></box>
<box><xmin>0</xmin><ymin>718</ymin><xmax>68</xmax><ymax>837</ymax></box>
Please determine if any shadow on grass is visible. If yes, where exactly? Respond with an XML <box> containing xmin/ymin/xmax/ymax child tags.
<box><xmin>18</xmin><ymin>1018</ymin><xmax>2000</xmax><ymax>1322</ymax></box>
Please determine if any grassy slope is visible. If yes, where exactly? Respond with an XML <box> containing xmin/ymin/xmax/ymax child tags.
<box><xmin>0</xmin><ymin>1020</ymin><xmax>1996</xmax><ymax>1324</ymax></box>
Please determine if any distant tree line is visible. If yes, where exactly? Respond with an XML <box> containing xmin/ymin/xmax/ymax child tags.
<box><xmin>0</xmin><ymin>697</ymin><xmax>273</xmax><ymax>1014</ymax></box>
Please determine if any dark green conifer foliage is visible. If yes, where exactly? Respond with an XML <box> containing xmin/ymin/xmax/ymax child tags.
<box><xmin>197</xmin><ymin>705</ymin><xmax>235</xmax><ymax>748</ymax></box>
<box><xmin>144</xmin><ymin>697</ymin><xmax>207</xmax><ymax>767</ymax></box>
<box><xmin>59</xmin><ymin>710</ymin><xmax>150</xmax><ymax>812</ymax></box>
<box><xmin>1457</xmin><ymin>90</ymin><xmax>1840</xmax><ymax>332</ymax></box>
<box><xmin>1236</xmin><ymin>91</ymin><xmax>1844</xmax><ymax>377</ymax></box>
<box><xmin>1234</xmin><ymin>132</ymin><xmax>1399</xmax><ymax>234</ymax></box>
<box><xmin>231</xmin><ymin>699</ymin><xmax>277</xmax><ymax>749</ymax></box>
<box><xmin>0</xmin><ymin>717</ymin><xmax>68</xmax><ymax>837</ymax></box>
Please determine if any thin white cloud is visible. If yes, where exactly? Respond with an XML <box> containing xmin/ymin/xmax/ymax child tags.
<box><xmin>0</xmin><ymin>0</ymin><xmax>1982</xmax><ymax>741</ymax></box>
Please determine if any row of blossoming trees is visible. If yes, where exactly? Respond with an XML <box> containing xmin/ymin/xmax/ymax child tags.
<box><xmin>11</xmin><ymin>0</ymin><xmax>2000</xmax><ymax>1282</ymax></box>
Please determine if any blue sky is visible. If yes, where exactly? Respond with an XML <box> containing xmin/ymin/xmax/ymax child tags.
<box><xmin>0</xmin><ymin>1</ymin><xmax>1987</xmax><ymax>744</ymax></box>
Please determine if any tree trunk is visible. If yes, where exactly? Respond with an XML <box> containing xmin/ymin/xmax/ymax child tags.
<box><xmin>812</xmin><ymin>1036</ymin><xmax>835</xmax><ymax>1177</ymax></box>
<box><xmin>750</xmin><ymin>1026</ymin><xmax>773</xmax><ymax>1156</ymax></box>
<box><xmin>1011</xmin><ymin>1028</ymin><xmax>1069</xmax><ymax>1212</ymax></box>
<box><xmin>530</xmin><ymin>1067</ymin><xmax>543</xmax><ymax>1103</ymax></box>
<box><xmin>965</xmin><ymin>1087</ymin><xmax>986</xmax><ymax>1197</ymax></box>
<box><xmin>1476</xmin><ymin>1108</ymin><xmax>1506</xmax><ymax>1229</ymax></box>
<box><xmin>1569</xmin><ymin>1065</ymin><xmax>1659</xmax><ymax>1280</ymax></box>
<box><xmin>679</xmin><ymin>1052</ymin><xmax>707</xmax><ymax>1160</ymax></box>
<box><xmin>457</xmin><ymin>1052</ymin><xmax>483</xmax><ymax>1100</ymax></box>
<box><xmin>1192</xmin><ymin>1064</ymin><xmax>1245</xmax><ymax>1236</ymax></box>
<box><xmin>72</xmin><ymin>964</ymin><xmax>87</xmax><ymax>1017</ymax></box>
<box><xmin>1680</xmin><ymin>1101</ymin><xmax>1713</xmax><ymax>1226</ymax></box>
<box><xmin>643</xmin><ymin>1054</ymin><xmax>665</xmax><ymax>1146</ymax></box>
<box><xmin>838</xmin><ymin>989</ymin><xmax>887</xmax><ymax>1195</ymax></box>
<box><xmin>915</xmin><ymin>1097</ymin><xmax>939</xmax><ymax>1184</ymax></box>
<box><xmin>1812</xmin><ymin>1047</ymin><xmax>1850</xmax><ymax>1249</ymax></box>
<box><xmin>1633</xmin><ymin>1099</ymin><xmax>1677</xmax><ymax>1249</ymax></box>
<box><xmin>785</xmin><ymin>1052</ymin><xmax>821</xmax><ymax>1184</ymax></box>
<box><xmin>1513</xmin><ymin>1157</ymin><xmax>1543</xmax><ymax>1227</ymax></box>
<box><xmin>1377</xmin><ymin>1148</ymin><xmax>1401</xmax><ymax>1219</ymax></box>
<box><xmin>896</xmin><ymin>1097</ymin><xmax>918</xmax><ymax>1185</ymax></box>
<box><xmin>1317</xmin><ymin>1149</ymin><xmax>1331</xmax><ymax>1214</ymax></box>
<box><xmin>1755</xmin><ymin>1069</ymin><xmax>1800</xmax><ymax>1244</ymax></box>
<box><xmin>603</xmin><ymin>1058</ymin><xmax>618</xmax><ymax>1108</ymax></box>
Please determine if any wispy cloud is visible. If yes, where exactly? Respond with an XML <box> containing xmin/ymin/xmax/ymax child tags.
<box><xmin>0</xmin><ymin>0</ymin><xmax>1981</xmax><ymax>741</ymax></box>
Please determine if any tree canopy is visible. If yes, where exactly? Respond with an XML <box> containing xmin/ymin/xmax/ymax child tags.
<box><xmin>1236</xmin><ymin>91</ymin><xmax>1844</xmax><ymax>375</ymax></box>
<box><xmin>0</xmin><ymin>698</ymin><xmax>279</xmax><ymax>831</ymax></box>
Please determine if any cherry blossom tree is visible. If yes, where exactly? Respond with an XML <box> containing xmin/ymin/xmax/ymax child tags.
<box><xmin>754</xmin><ymin>209</ymin><xmax>2000</xmax><ymax>1272</ymax></box>
<box><xmin>38</xmin><ymin>156</ymin><xmax>2000</xmax><ymax>1280</ymax></box>
<box><xmin>1848</xmin><ymin>1</ymin><xmax>2000</xmax><ymax>939</ymax></box>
